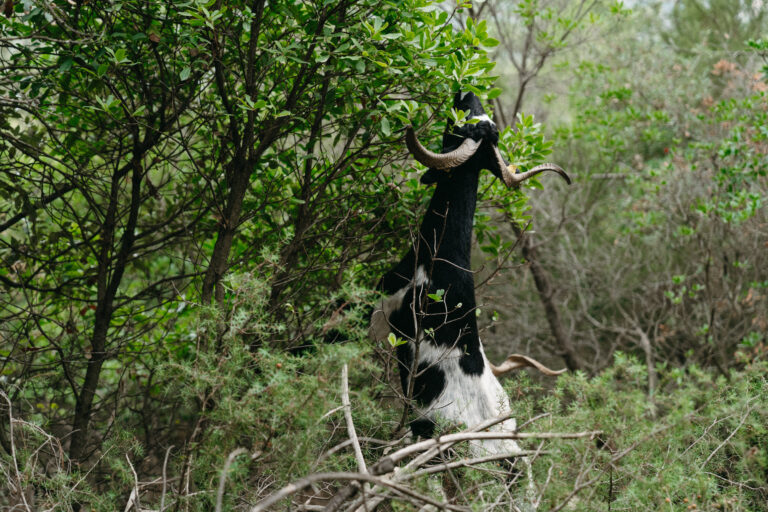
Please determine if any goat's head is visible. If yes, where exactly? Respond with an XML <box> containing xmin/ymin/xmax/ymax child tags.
<box><xmin>406</xmin><ymin>91</ymin><xmax>571</xmax><ymax>187</ymax></box>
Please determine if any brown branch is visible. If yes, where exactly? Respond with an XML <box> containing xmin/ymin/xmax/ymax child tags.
<box><xmin>512</xmin><ymin>223</ymin><xmax>581</xmax><ymax>371</ymax></box>
<box><xmin>69</xmin><ymin>155</ymin><xmax>144</xmax><ymax>462</ymax></box>
<box><xmin>0</xmin><ymin>184</ymin><xmax>76</xmax><ymax>233</ymax></box>
<box><xmin>216</xmin><ymin>448</ymin><xmax>248</xmax><ymax>512</ymax></box>
<box><xmin>408</xmin><ymin>450</ymin><xmax>552</xmax><ymax>479</ymax></box>
<box><xmin>0</xmin><ymin>391</ymin><xmax>32</xmax><ymax>512</ymax></box>
<box><xmin>250</xmin><ymin>472</ymin><xmax>470</xmax><ymax>512</ymax></box>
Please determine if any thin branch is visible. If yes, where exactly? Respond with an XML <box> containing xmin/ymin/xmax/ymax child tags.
<box><xmin>160</xmin><ymin>445</ymin><xmax>173</xmax><ymax>512</ymax></box>
<box><xmin>316</xmin><ymin>437</ymin><xmax>400</xmax><ymax>467</ymax></box>
<box><xmin>123</xmin><ymin>454</ymin><xmax>141</xmax><ymax>512</ymax></box>
<box><xmin>250</xmin><ymin>472</ymin><xmax>470</xmax><ymax>512</ymax></box>
<box><xmin>386</xmin><ymin>430</ymin><xmax>602</xmax><ymax>465</ymax></box>
<box><xmin>408</xmin><ymin>450</ymin><xmax>551</xmax><ymax>479</ymax></box>
<box><xmin>341</xmin><ymin>364</ymin><xmax>367</xmax><ymax>475</ymax></box>
<box><xmin>702</xmin><ymin>402</ymin><xmax>753</xmax><ymax>467</ymax></box>
<box><xmin>216</xmin><ymin>448</ymin><xmax>248</xmax><ymax>512</ymax></box>
<box><xmin>0</xmin><ymin>391</ymin><xmax>32</xmax><ymax>512</ymax></box>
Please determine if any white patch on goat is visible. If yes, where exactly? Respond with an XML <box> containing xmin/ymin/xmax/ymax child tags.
<box><xmin>369</xmin><ymin>265</ymin><xmax>428</xmax><ymax>343</ymax></box>
<box><xmin>470</xmin><ymin>113</ymin><xmax>494</xmax><ymax>126</ymax></box>
<box><xmin>411</xmin><ymin>340</ymin><xmax>520</xmax><ymax>456</ymax></box>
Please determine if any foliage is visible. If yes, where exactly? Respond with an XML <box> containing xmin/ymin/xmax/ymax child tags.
<box><xmin>1</xmin><ymin>0</ymin><xmax>767</xmax><ymax>509</ymax></box>
<box><xmin>0</xmin><ymin>0</ymin><xmax>511</xmax><ymax>467</ymax></box>
<box><xmin>523</xmin><ymin>355</ymin><xmax>768</xmax><ymax>510</ymax></box>
<box><xmin>160</xmin><ymin>274</ymin><xmax>396</xmax><ymax>510</ymax></box>
<box><xmin>488</xmin><ymin>1</ymin><xmax>768</xmax><ymax>372</ymax></box>
<box><xmin>664</xmin><ymin>0</ymin><xmax>768</xmax><ymax>66</ymax></box>
<box><xmin>1</xmin><ymin>271</ymin><xmax>398</xmax><ymax>509</ymax></box>
<box><xmin>354</xmin><ymin>356</ymin><xmax>768</xmax><ymax>510</ymax></box>
<box><xmin>0</xmin><ymin>0</ymin><xmax>557</xmax><ymax>506</ymax></box>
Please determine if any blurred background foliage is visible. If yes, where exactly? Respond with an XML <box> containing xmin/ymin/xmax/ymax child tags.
<box><xmin>0</xmin><ymin>0</ymin><xmax>766</xmax><ymax>509</ymax></box>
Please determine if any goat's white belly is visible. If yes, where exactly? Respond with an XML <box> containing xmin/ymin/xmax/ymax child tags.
<box><xmin>415</xmin><ymin>342</ymin><xmax>520</xmax><ymax>456</ymax></box>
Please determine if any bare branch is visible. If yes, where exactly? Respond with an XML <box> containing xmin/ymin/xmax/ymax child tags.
<box><xmin>250</xmin><ymin>472</ymin><xmax>470</xmax><ymax>512</ymax></box>
<box><xmin>0</xmin><ymin>391</ymin><xmax>32</xmax><ymax>512</ymax></box>
<box><xmin>341</xmin><ymin>364</ymin><xmax>367</xmax><ymax>475</ymax></box>
<box><xmin>161</xmin><ymin>445</ymin><xmax>174</xmax><ymax>512</ymax></box>
<box><xmin>216</xmin><ymin>448</ymin><xmax>248</xmax><ymax>512</ymax></box>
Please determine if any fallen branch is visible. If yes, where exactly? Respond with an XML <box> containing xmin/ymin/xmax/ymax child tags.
<box><xmin>160</xmin><ymin>445</ymin><xmax>174</xmax><ymax>512</ymax></box>
<box><xmin>322</xmin><ymin>365</ymin><xmax>371</xmax><ymax>512</ymax></box>
<box><xmin>347</xmin><ymin>415</ymin><xmax>598</xmax><ymax>512</ymax></box>
<box><xmin>315</xmin><ymin>436</ymin><xmax>400</xmax><ymax>467</ymax></box>
<box><xmin>216</xmin><ymin>448</ymin><xmax>248</xmax><ymax>512</ymax></box>
<box><xmin>124</xmin><ymin>454</ymin><xmax>141</xmax><ymax>512</ymax></box>
<box><xmin>407</xmin><ymin>450</ymin><xmax>552</xmax><ymax>479</ymax></box>
<box><xmin>386</xmin><ymin>430</ymin><xmax>602</xmax><ymax>465</ymax></box>
<box><xmin>341</xmin><ymin>364</ymin><xmax>367</xmax><ymax>475</ymax></box>
<box><xmin>249</xmin><ymin>472</ymin><xmax>470</xmax><ymax>512</ymax></box>
<box><xmin>345</xmin><ymin>412</ymin><xmax>523</xmax><ymax>511</ymax></box>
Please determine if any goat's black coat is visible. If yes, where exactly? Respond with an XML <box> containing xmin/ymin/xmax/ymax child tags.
<box><xmin>377</xmin><ymin>92</ymin><xmax>506</xmax><ymax>435</ymax></box>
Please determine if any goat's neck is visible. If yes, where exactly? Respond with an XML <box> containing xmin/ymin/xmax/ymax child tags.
<box><xmin>417</xmin><ymin>168</ymin><xmax>479</xmax><ymax>269</ymax></box>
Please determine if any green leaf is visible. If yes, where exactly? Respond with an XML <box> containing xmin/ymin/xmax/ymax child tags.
<box><xmin>464</xmin><ymin>84</ymin><xmax>482</xmax><ymax>95</ymax></box>
<box><xmin>487</xmin><ymin>87</ymin><xmax>503</xmax><ymax>99</ymax></box>
<box><xmin>388</xmin><ymin>332</ymin><xmax>407</xmax><ymax>347</ymax></box>
<box><xmin>427</xmin><ymin>289</ymin><xmax>445</xmax><ymax>302</ymax></box>
<box><xmin>180</xmin><ymin>67</ymin><xmax>191</xmax><ymax>80</ymax></box>
<box><xmin>381</xmin><ymin>117</ymin><xmax>391</xmax><ymax>137</ymax></box>
<box><xmin>59</xmin><ymin>58</ymin><xmax>73</xmax><ymax>73</ymax></box>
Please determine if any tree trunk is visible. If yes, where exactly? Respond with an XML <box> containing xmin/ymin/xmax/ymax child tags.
<box><xmin>69</xmin><ymin>158</ymin><xmax>143</xmax><ymax>462</ymax></box>
<box><xmin>514</xmin><ymin>224</ymin><xmax>581</xmax><ymax>371</ymax></box>
<box><xmin>201</xmin><ymin>159</ymin><xmax>251</xmax><ymax>304</ymax></box>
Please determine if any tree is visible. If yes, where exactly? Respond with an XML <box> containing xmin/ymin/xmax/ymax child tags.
<box><xmin>496</xmin><ymin>1</ymin><xmax>768</xmax><ymax>375</ymax></box>
<box><xmin>462</xmin><ymin>0</ymin><xmax>626</xmax><ymax>370</ymax></box>
<box><xmin>664</xmin><ymin>0</ymin><xmax>767</xmax><ymax>63</ymax></box>
<box><xmin>0</xmin><ymin>0</ymin><xmax>503</xmax><ymax>476</ymax></box>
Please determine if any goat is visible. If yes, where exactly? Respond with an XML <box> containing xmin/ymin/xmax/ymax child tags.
<box><xmin>370</xmin><ymin>91</ymin><xmax>570</xmax><ymax>457</ymax></box>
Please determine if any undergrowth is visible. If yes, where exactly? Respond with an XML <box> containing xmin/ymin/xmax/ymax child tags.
<box><xmin>2</xmin><ymin>273</ymin><xmax>766</xmax><ymax>510</ymax></box>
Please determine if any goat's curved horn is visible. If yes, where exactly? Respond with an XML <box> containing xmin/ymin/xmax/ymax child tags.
<box><xmin>489</xmin><ymin>354</ymin><xmax>567</xmax><ymax>377</ymax></box>
<box><xmin>506</xmin><ymin>163</ymin><xmax>572</xmax><ymax>187</ymax></box>
<box><xmin>492</xmin><ymin>146</ymin><xmax>515</xmax><ymax>187</ymax></box>
<box><xmin>406</xmin><ymin>126</ymin><xmax>482</xmax><ymax>170</ymax></box>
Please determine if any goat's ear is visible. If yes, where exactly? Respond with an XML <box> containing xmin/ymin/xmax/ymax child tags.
<box><xmin>420</xmin><ymin>168</ymin><xmax>442</xmax><ymax>185</ymax></box>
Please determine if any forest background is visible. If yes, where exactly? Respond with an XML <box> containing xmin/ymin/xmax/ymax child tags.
<box><xmin>1</xmin><ymin>0</ymin><xmax>767</xmax><ymax>510</ymax></box>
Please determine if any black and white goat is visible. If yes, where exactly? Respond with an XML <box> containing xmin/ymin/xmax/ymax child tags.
<box><xmin>370</xmin><ymin>91</ymin><xmax>570</xmax><ymax>456</ymax></box>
